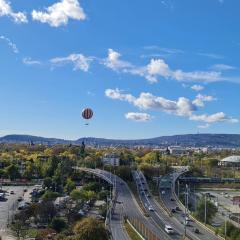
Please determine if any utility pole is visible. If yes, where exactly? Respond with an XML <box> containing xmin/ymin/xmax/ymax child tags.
<box><xmin>177</xmin><ymin>180</ymin><xmax>180</xmax><ymax>197</ymax></box>
<box><xmin>204</xmin><ymin>194</ymin><xmax>207</xmax><ymax>225</ymax></box>
<box><xmin>224</xmin><ymin>215</ymin><xmax>227</xmax><ymax>240</ymax></box>
<box><xmin>184</xmin><ymin>184</ymin><xmax>188</xmax><ymax>238</ymax></box>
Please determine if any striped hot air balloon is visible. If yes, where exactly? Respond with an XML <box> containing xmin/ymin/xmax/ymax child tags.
<box><xmin>82</xmin><ymin>108</ymin><xmax>93</xmax><ymax>120</ymax></box>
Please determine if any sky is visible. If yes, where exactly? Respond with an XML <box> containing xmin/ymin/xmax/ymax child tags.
<box><xmin>0</xmin><ymin>0</ymin><xmax>240</xmax><ymax>140</ymax></box>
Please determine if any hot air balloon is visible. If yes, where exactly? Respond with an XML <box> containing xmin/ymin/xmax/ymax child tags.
<box><xmin>82</xmin><ymin>108</ymin><xmax>93</xmax><ymax>125</ymax></box>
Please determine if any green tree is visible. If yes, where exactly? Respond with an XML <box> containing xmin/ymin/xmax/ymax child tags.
<box><xmin>43</xmin><ymin>177</ymin><xmax>53</xmax><ymax>189</ymax></box>
<box><xmin>195</xmin><ymin>197</ymin><xmax>217</xmax><ymax>224</ymax></box>
<box><xmin>51</xmin><ymin>217</ymin><xmax>67</xmax><ymax>232</ymax></box>
<box><xmin>10</xmin><ymin>220</ymin><xmax>28</xmax><ymax>240</ymax></box>
<box><xmin>5</xmin><ymin>164</ymin><xmax>21</xmax><ymax>180</ymax></box>
<box><xmin>41</xmin><ymin>190</ymin><xmax>60</xmax><ymax>201</ymax></box>
<box><xmin>73</xmin><ymin>218</ymin><xmax>109</xmax><ymax>240</ymax></box>
<box><xmin>64</xmin><ymin>178</ymin><xmax>76</xmax><ymax>194</ymax></box>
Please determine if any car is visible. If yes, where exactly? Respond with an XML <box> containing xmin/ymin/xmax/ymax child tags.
<box><xmin>147</xmin><ymin>194</ymin><xmax>150</xmax><ymax>198</ymax></box>
<box><xmin>170</xmin><ymin>198</ymin><xmax>175</xmax><ymax>201</ymax></box>
<box><xmin>23</xmin><ymin>189</ymin><xmax>28</xmax><ymax>192</ymax></box>
<box><xmin>96</xmin><ymin>215</ymin><xmax>105</xmax><ymax>220</ymax></box>
<box><xmin>148</xmin><ymin>206</ymin><xmax>154</xmax><ymax>211</ymax></box>
<box><xmin>37</xmin><ymin>224</ymin><xmax>47</xmax><ymax>229</ymax></box>
<box><xmin>175</xmin><ymin>206</ymin><xmax>181</xmax><ymax>211</ymax></box>
<box><xmin>184</xmin><ymin>220</ymin><xmax>190</xmax><ymax>226</ymax></box>
<box><xmin>193</xmin><ymin>228</ymin><xmax>200</xmax><ymax>234</ymax></box>
<box><xmin>171</xmin><ymin>208</ymin><xmax>176</xmax><ymax>213</ymax></box>
<box><xmin>10</xmin><ymin>190</ymin><xmax>14</xmax><ymax>194</ymax></box>
<box><xmin>165</xmin><ymin>225</ymin><xmax>174</xmax><ymax>234</ymax></box>
<box><xmin>17</xmin><ymin>197</ymin><xmax>23</xmax><ymax>202</ymax></box>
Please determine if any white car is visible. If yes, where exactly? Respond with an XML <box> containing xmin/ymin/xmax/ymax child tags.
<box><xmin>148</xmin><ymin>206</ymin><xmax>154</xmax><ymax>211</ymax></box>
<box><xmin>165</xmin><ymin>225</ymin><xmax>174</xmax><ymax>234</ymax></box>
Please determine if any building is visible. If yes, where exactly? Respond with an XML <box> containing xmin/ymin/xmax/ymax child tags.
<box><xmin>218</xmin><ymin>156</ymin><xmax>240</xmax><ymax>168</ymax></box>
<box><xmin>168</xmin><ymin>146</ymin><xmax>189</xmax><ymax>156</ymax></box>
<box><xmin>102</xmin><ymin>153</ymin><xmax>120</xmax><ymax>167</ymax></box>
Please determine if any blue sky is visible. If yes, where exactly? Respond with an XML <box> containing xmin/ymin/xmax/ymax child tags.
<box><xmin>0</xmin><ymin>0</ymin><xmax>240</xmax><ymax>140</ymax></box>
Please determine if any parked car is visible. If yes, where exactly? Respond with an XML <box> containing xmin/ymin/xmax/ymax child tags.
<box><xmin>17</xmin><ymin>197</ymin><xmax>23</xmax><ymax>202</ymax></box>
<box><xmin>10</xmin><ymin>190</ymin><xmax>14</xmax><ymax>194</ymax></box>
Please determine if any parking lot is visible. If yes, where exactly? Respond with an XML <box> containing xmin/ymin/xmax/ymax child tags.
<box><xmin>0</xmin><ymin>185</ymin><xmax>34</xmax><ymax>240</ymax></box>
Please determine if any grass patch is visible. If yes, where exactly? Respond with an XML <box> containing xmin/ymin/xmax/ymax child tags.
<box><xmin>147</xmin><ymin>180</ymin><xmax>159</xmax><ymax>196</ymax></box>
<box><xmin>124</xmin><ymin>221</ymin><xmax>143</xmax><ymax>240</ymax></box>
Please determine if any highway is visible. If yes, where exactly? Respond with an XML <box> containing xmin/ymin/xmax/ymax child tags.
<box><xmin>133</xmin><ymin>171</ymin><xmax>182</xmax><ymax>240</ymax></box>
<box><xmin>76</xmin><ymin>167</ymin><xmax>172</xmax><ymax>240</ymax></box>
<box><xmin>134</xmin><ymin>170</ymin><xmax>216</xmax><ymax>240</ymax></box>
<box><xmin>160</xmin><ymin>169</ymin><xmax>222</xmax><ymax>240</ymax></box>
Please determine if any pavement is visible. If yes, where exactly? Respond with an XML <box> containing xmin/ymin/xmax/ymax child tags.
<box><xmin>0</xmin><ymin>185</ymin><xmax>34</xmax><ymax>240</ymax></box>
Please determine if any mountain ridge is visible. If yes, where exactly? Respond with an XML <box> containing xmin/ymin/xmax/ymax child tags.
<box><xmin>0</xmin><ymin>133</ymin><xmax>240</xmax><ymax>147</ymax></box>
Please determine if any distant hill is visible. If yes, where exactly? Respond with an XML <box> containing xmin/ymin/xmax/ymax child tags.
<box><xmin>0</xmin><ymin>135</ymin><xmax>71</xmax><ymax>145</ymax></box>
<box><xmin>0</xmin><ymin>134</ymin><xmax>240</xmax><ymax>148</ymax></box>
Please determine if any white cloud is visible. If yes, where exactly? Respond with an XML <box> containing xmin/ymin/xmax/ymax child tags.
<box><xmin>50</xmin><ymin>53</ymin><xmax>92</xmax><ymax>71</ymax></box>
<box><xmin>105</xmin><ymin>88</ymin><xmax>136</xmax><ymax>103</ymax></box>
<box><xmin>198</xmin><ymin>52</ymin><xmax>224</xmax><ymax>59</ymax></box>
<box><xmin>190</xmin><ymin>112</ymin><xmax>239</xmax><ymax>123</ymax></box>
<box><xmin>32</xmin><ymin>0</ymin><xmax>86</xmax><ymax>27</ymax></box>
<box><xmin>103</xmin><ymin>49</ymin><xmax>222</xmax><ymax>83</ymax></box>
<box><xmin>210</xmin><ymin>64</ymin><xmax>236</xmax><ymax>71</ymax></box>
<box><xmin>147</xmin><ymin>59</ymin><xmax>171</xmax><ymax>77</ymax></box>
<box><xmin>105</xmin><ymin>88</ymin><xmax>196</xmax><ymax>117</ymax></box>
<box><xmin>171</xmin><ymin>69</ymin><xmax>221</xmax><ymax>82</ymax></box>
<box><xmin>191</xmin><ymin>84</ymin><xmax>204</xmax><ymax>91</ymax></box>
<box><xmin>23</xmin><ymin>57</ymin><xmax>41</xmax><ymax>65</ymax></box>
<box><xmin>125</xmin><ymin>112</ymin><xmax>152</xmax><ymax>122</ymax></box>
<box><xmin>192</xmin><ymin>94</ymin><xmax>216</xmax><ymax>107</ymax></box>
<box><xmin>198</xmin><ymin>123</ymin><xmax>210</xmax><ymax>129</ymax></box>
<box><xmin>104</xmin><ymin>49</ymin><xmax>133</xmax><ymax>71</ymax></box>
<box><xmin>106</xmin><ymin>88</ymin><xmax>238</xmax><ymax>125</ymax></box>
<box><xmin>0</xmin><ymin>0</ymin><xmax>27</xmax><ymax>23</ymax></box>
<box><xmin>0</xmin><ymin>35</ymin><xmax>18</xmax><ymax>53</ymax></box>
